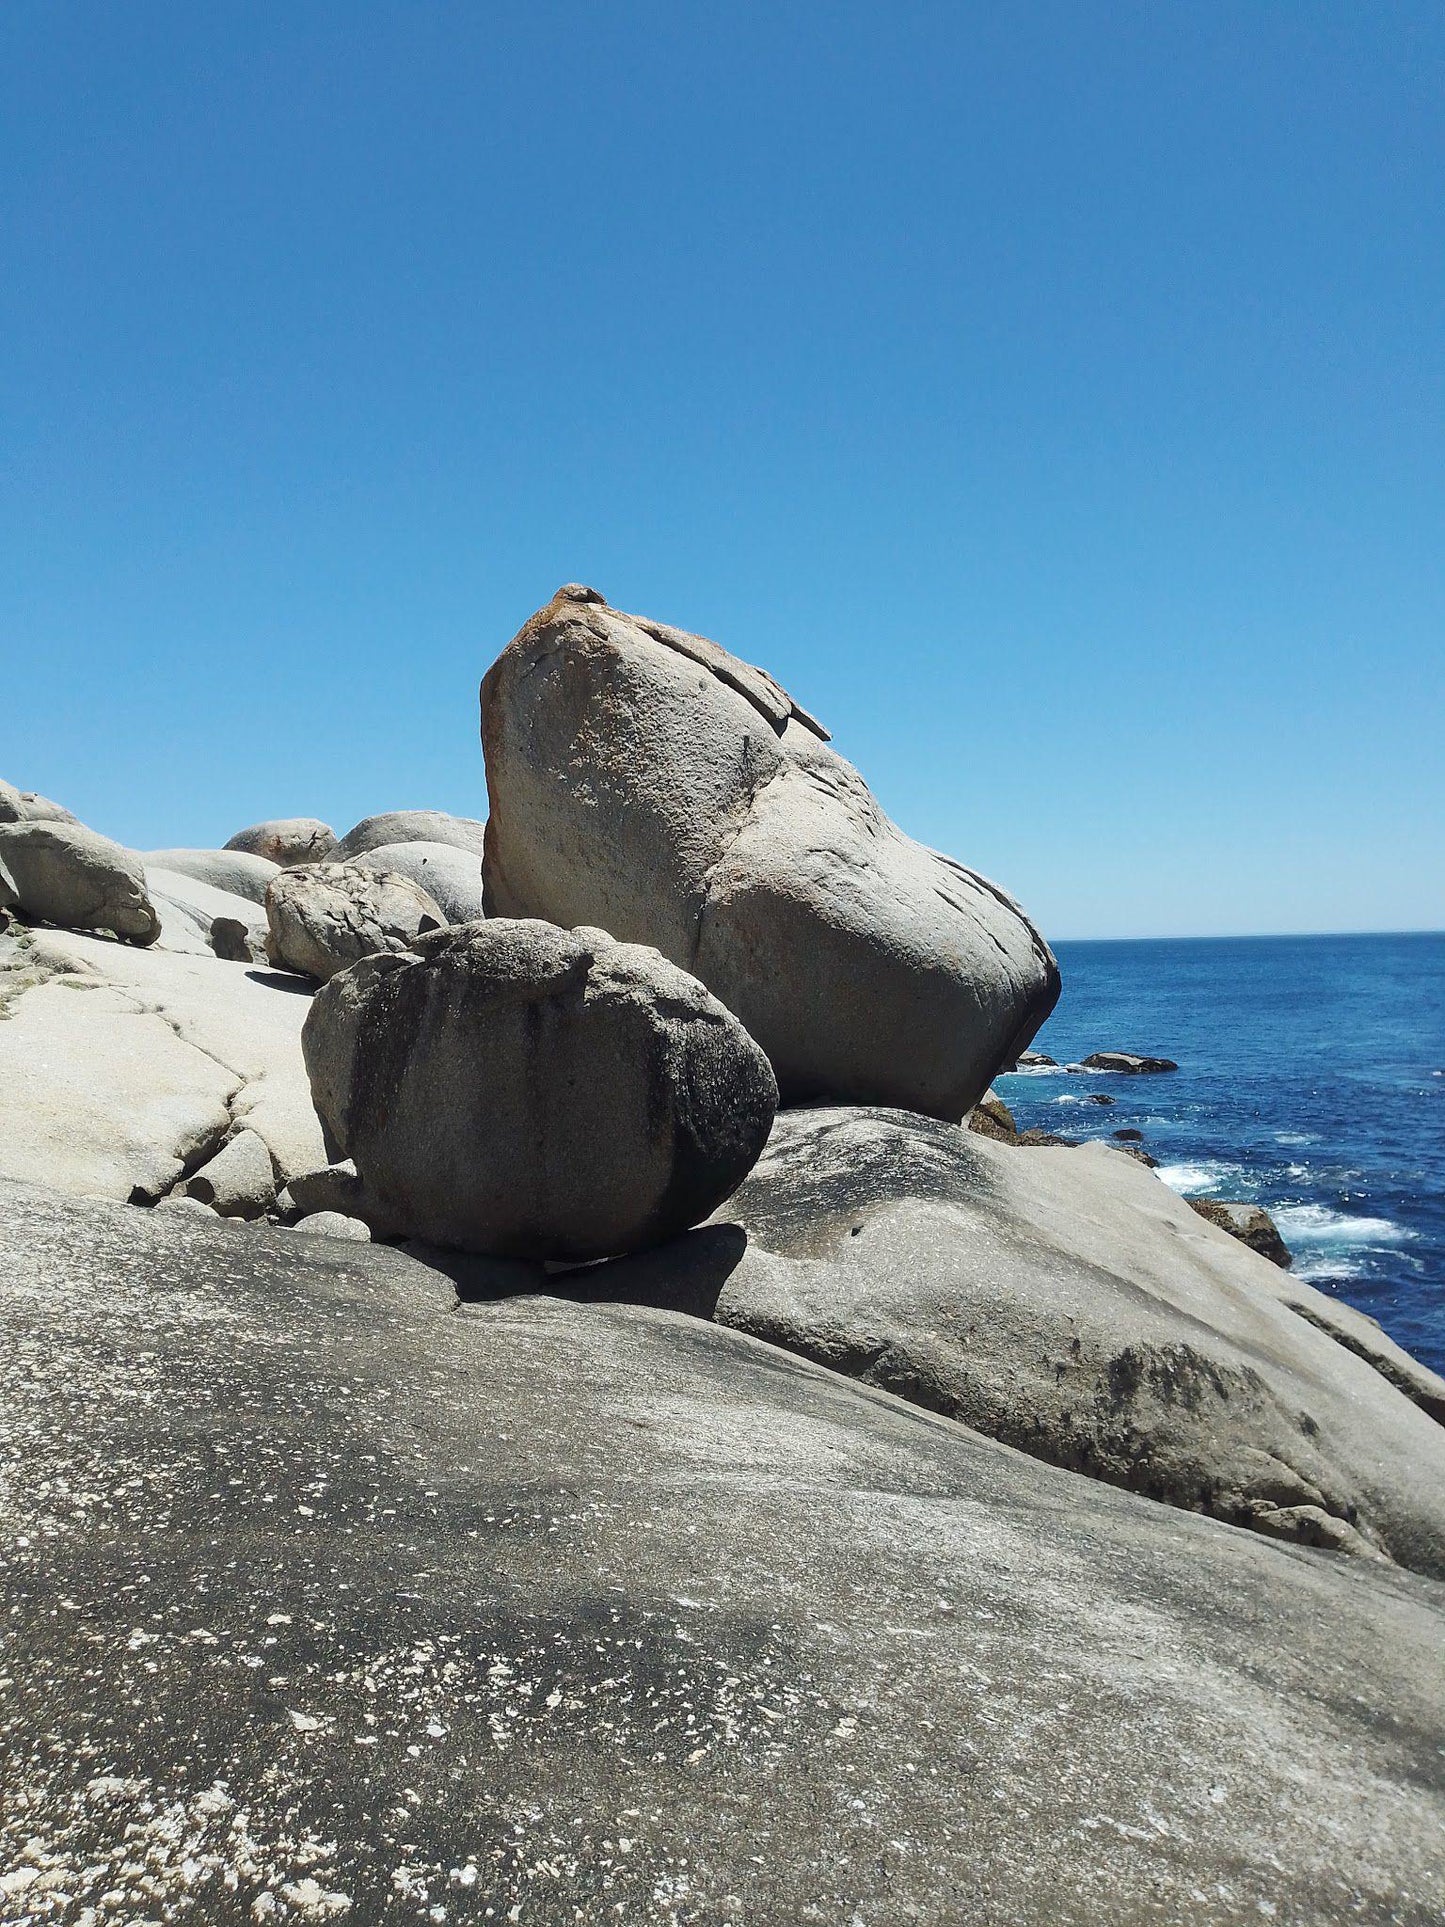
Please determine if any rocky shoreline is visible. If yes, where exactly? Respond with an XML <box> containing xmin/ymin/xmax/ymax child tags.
<box><xmin>3</xmin><ymin>589</ymin><xmax>1445</xmax><ymax>1923</ymax></box>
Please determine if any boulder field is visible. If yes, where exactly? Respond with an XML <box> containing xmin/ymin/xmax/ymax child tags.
<box><xmin>3</xmin><ymin>594</ymin><xmax>1445</xmax><ymax>1922</ymax></box>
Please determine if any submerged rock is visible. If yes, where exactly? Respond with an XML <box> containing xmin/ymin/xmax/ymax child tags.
<box><xmin>578</xmin><ymin>1106</ymin><xmax>1445</xmax><ymax>1576</ymax></box>
<box><xmin>264</xmin><ymin>861</ymin><xmax>445</xmax><ymax>983</ymax></box>
<box><xmin>1078</xmin><ymin>1051</ymin><xmax>1179</xmax><ymax>1074</ymax></box>
<box><xmin>1189</xmin><ymin>1196</ymin><xmax>1293</xmax><ymax>1269</ymax></box>
<box><xmin>302</xmin><ymin>918</ymin><xmax>778</xmax><ymax>1259</ymax></box>
<box><xmin>0</xmin><ymin>820</ymin><xmax>160</xmax><ymax>944</ymax></box>
<box><xmin>481</xmin><ymin>586</ymin><xmax>1059</xmax><ymax>1119</ymax></box>
<box><xmin>4</xmin><ymin>1179</ymin><xmax>1444</xmax><ymax>1924</ymax></box>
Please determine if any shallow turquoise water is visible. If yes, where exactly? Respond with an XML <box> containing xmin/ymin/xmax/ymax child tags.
<box><xmin>996</xmin><ymin>931</ymin><xmax>1445</xmax><ymax>1376</ymax></box>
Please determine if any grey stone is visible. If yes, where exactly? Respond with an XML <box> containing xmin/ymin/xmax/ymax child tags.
<box><xmin>224</xmin><ymin>818</ymin><xmax>338</xmax><ymax>866</ymax></box>
<box><xmin>967</xmin><ymin>1090</ymin><xmax>1017</xmax><ymax>1141</ymax></box>
<box><xmin>264</xmin><ymin>861</ymin><xmax>445</xmax><ymax>983</ymax></box>
<box><xmin>1015</xmin><ymin>1049</ymin><xmax>1057</xmax><ymax>1067</ymax></box>
<box><xmin>292</xmin><ymin>1208</ymin><xmax>372</xmax><ymax>1241</ymax></box>
<box><xmin>302</xmin><ymin>918</ymin><xmax>778</xmax><ymax>1259</ymax></box>
<box><xmin>581</xmin><ymin>1106</ymin><xmax>1445</xmax><ymax>1577</ymax></box>
<box><xmin>334</xmin><ymin>810</ymin><xmax>488</xmax><ymax>861</ymax></box>
<box><xmin>0</xmin><ymin>925</ymin><xmax>326</xmax><ymax>1193</ymax></box>
<box><xmin>144</xmin><ymin>847</ymin><xmax>279</xmax><ymax>904</ymax></box>
<box><xmin>210</xmin><ymin>915</ymin><xmax>266</xmax><ymax>963</ymax></box>
<box><xmin>0</xmin><ymin>820</ymin><xmax>159</xmax><ymax>944</ymax></box>
<box><xmin>350</xmin><ymin>839</ymin><xmax>486</xmax><ymax>924</ymax></box>
<box><xmin>1189</xmin><ymin>1196</ymin><xmax>1293</xmax><ymax>1268</ymax></box>
<box><xmin>284</xmin><ymin>1158</ymin><xmax>406</xmax><ymax>1237</ymax></box>
<box><xmin>3</xmin><ymin>1178</ymin><xmax>1445</xmax><ymax>1924</ymax></box>
<box><xmin>1079</xmin><ymin>1051</ymin><xmax>1179</xmax><ymax>1073</ymax></box>
<box><xmin>0</xmin><ymin>776</ymin><xmax>77</xmax><ymax>825</ymax></box>
<box><xmin>481</xmin><ymin>587</ymin><xmax>1059</xmax><ymax>1119</ymax></box>
<box><xmin>182</xmin><ymin>1127</ymin><xmax>276</xmax><ymax>1219</ymax></box>
<box><xmin>145</xmin><ymin>867</ymin><xmax>269</xmax><ymax>959</ymax></box>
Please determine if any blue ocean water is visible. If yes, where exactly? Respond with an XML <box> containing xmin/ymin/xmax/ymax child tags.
<box><xmin>996</xmin><ymin>932</ymin><xmax>1445</xmax><ymax>1376</ymax></box>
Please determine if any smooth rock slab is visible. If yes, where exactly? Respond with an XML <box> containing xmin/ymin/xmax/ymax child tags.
<box><xmin>143</xmin><ymin>847</ymin><xmax>279</xmax><ymax>904</ymax></box>
<box><xmin>0</xmin><ymin>927</ymin><xmax>326</xmax><ymax>1189</ymax></box>
<box><xmin>145</xmin><ymin>866</ymin><xmax>269</xmax><ymax>959</ymax></box>
<box><xmin>2</xmin><ymin>1181</ymin><xmax>1444</xmax><ymax>1925</ymax></box>
<box><xmin>481</xmin><ymin>587</ymin><xmax>1059</xmax><ymax>1119</ymax></box>
<box><xmin>582</xmin><ymin>1106</ymin><xmax>1445</xmax><ymax>1577</ymax></box>
<box><xmin>303</xmin><ymin>918</ymin><xmax>778</xmax><ymax>1259</ymax></box>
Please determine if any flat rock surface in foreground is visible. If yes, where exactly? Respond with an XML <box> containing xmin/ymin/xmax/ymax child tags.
<box><xmin>2</xmin><ymin>1183</ymin><xmax>1444</xmax><ymax>1924</ymax></box>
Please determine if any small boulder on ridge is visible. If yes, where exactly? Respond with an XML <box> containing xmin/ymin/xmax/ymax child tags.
<box><xmin>225</xmin><ymin>819</ymin><xmax>337</xmax><ymax>867</ymax></box>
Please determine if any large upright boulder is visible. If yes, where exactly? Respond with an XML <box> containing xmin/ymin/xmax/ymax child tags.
<box><xmin>582</xmin><ymin>1106</ymin><xmax>1445</xmax><ymax>1578</ymax></box>
<box><xmin>302</xmin><ymin>919</ymin><xmax>778</xmax><ymax>1258</ymax></box>
<box><xmin>0</xmin><ymin>819</ymin><xmax>159</xmax><ymax>944</ymax></box>
<box><xmin>264</xmin><ymin>861</ymin><xmax>445</xmax><ymax>983</ymax></box>
<box><xmin>224</xmin><ymin>818</ymin><xmax>337</xmax><ymax>866</ymax></box>
<box><xmin>481</xmin><ymin>586</ymin><xmax>1059</xmax><ymax>1119</ymax></box>
<box><xmin>334</xmin><ymin>810</ymin><xmax>488</xmax><ymax>861</ymax></box>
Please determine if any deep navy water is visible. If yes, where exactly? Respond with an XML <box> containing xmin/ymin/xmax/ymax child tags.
<box><xmin>996</xmin><ymin>932</ymin><xmax>1445</xmax><ymax>1376</ymax></box>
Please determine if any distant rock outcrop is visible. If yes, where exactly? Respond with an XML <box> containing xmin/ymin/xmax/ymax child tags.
<box><xmin>224</xmin><ymin>818</ymin><xmax>337</xmax><ymax>866</ymax></box>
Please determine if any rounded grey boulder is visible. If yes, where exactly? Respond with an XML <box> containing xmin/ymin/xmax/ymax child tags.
<box><xmin>0</xmin><ymin>820</ymin><xmax>160</xmax><ymax>944</ymax></box>
<box><xmin>224</xmin><ymin>818</ymin><xmax>338</xmax><ymax>867</ymax></box>
<box><xmin>350</xmin><ymin>839</ymin><xmax>486</xmax><ymax>923</ymax></box>
<box><xmin>334</xmin><ymin>810</ymin><xmax>488</xmax><ymax>861</ymax></box>
<box><xmin>265</xmin><ymin>861</ymin><xmax>445</xmax><ymax>983</ymax></box>
<box><xmin>302</xmin><ymin>918</ymin><xmax>779</xmax><ymax>1259</ymax></box>
<box><xmin>481</xmin><ymin>588</ymin><xmax>1059</xmax><ymax>1120</ymax></box>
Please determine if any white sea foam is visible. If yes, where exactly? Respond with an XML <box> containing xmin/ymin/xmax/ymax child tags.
<box><xmin>1275</xmin><ymin>1132</ymin><xmax>1320</xmax><ymax>1147</ymax></box>
<box><xmin>1271</xmin><ymin>1203</ymin><xmax>1417</xmax><ymax>1248</ymax></box>
<box><xmin>1156</xmin><ymin>1161</ymin><xmax>1242</xmax><ymax>1195</ymax></box>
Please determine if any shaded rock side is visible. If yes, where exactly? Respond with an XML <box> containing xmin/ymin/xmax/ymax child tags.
<box><xmin>302</xmin><ymin>918</ymin><xmax>778</xmax><ymax>1260</ymax></box>
<box><xmin>3</xmin><ymin>1179</ymin><xmax>1445</xmax><ymax>1925</ymax></box>
<box><xmin>581</xmin><ymin>1107</ymin><xmax>1445</xmax><ymax>1577</ymax></box>
<box><xmin>264</xmin><ymin>862</ymin><xmax>445</xmax><ymax>983</ymax></box>
<box><xmin>0</xmin><ymin>819</ymin><xmax>159</xmax><ymax>944</ymax></box>
<box><xmin>480</xmin><ymin>586</ymin><xmax>1059</xmax><ymax>1119</ymax></box>
<box><xmin>224</xmin><ymin>818</ymin><xmax>338</xmax><ymax>866</ymax></box>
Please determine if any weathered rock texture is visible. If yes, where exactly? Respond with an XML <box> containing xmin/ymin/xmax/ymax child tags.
<box><xmin>481</xmin><ymin>586</ymin><xmax>1059</xmax><ymax>1119</ymax></box>
<box><xmin>0</xmin><ymin>820</ymin><xmax>160</xmax><ymax>944</ymax></box>
<box><xmin>334</xmin><ymin>810</ymin><xmax>488</xmax><ymax>861</ymax></box>
<box><xmin>302</xmin><ymin>919</ymin><xmax>778</xmax><ymax>1259</ymax></box>
<box><xmin>351</xmin><ymin>839</ymin><xmax>486</xmax><ymax>924</ymax></box>
<box><xmin>264</xmin><ymin>862</ymin><xmax>444</xmax><ymax>983</ymax></box>
<box><xmin>224</xmin><ymin>818</ymin><xmax>337</xmax><ymax>866</ymax></box>
<box><xmin>145</xmin><ymin>866</ymin><xmax>268</xmax><ymax>959</ymax></box>
<box><xmin>0</xmin><ymin>925</ymin><xmax>326</xmax><ymax>1197</ymax></box>
<box><xmin>579</xmin><ymin>1107</ymin><xmax>1445</xmax><ymax>1576</ymax></box>
<box><xmin>3</xmin><ymin>1180</ymin><xmax>1444</xmax><ymax>1925</ymax></box>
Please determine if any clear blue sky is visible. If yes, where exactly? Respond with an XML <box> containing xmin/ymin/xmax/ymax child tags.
<box><xmin>3</xmin><ymin>4</ymin><xmax>1441</xmax><ymax>939</ymax></box>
